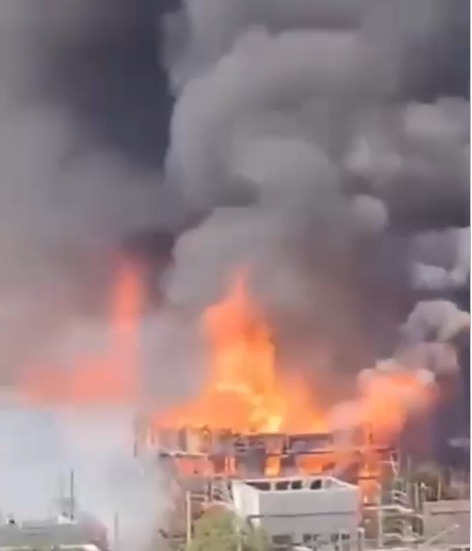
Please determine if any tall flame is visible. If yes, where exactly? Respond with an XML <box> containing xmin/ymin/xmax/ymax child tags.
<box><xmin>156</xmin><ymin>271</ymin><xmax>435</xmax><ymax>445</ymax></box>
<box><xmin>22</xmin><ymin>259</ymin><xmax>143</xmax><ymax>406</ymax></box>
<box><xmin>21</xmin><ymin>260</ymin><xmax>434</xmax><ymax>463</ymax></box>
<box><xmin>157</xmin><ymin>272</ymin><xmax>326</xmax><ymax>433</ymax></box>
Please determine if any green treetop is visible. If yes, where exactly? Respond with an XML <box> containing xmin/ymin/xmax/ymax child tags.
<box><xmin>186</xmin><ymin>507</ymin><xmax>270</xmax><ymax>551</ymax></box>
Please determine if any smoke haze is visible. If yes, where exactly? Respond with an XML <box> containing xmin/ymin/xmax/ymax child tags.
<box><xmin>160</xmin><ymin>0</ymin><xmax>469</xmax><ymax>386</ymax></box>
<box><xmin>0</xmin><ymin>0</ymin><xmax>182</xmax><ymax>378</ymax></box>
<box><xmin>0</xmin><ymin>397</ymin><xmax>167</xmax><ymax>549</ymax></box>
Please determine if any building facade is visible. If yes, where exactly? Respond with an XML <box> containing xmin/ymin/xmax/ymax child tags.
<box><xmin>0</xmin><ymin>516</ymin><xmax>109</xmax><ymax>550</ymax></box>
<box><xmin>232</xmin><ymin>476</ymin><xmax>361</xmax><ymax>550</ymax></box>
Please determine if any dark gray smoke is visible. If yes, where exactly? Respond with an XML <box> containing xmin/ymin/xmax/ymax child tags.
<box><xmin>0</xmin><ymin>0</ymin><xmax>182</xmax><ymax>376</ymax></box>
<box><xmin>410</xmin><ymin>228</ymin><xmax>470</xmax><ymax>292</ymax></box>
<box><xmin>158</xmin><ymin>0</ymin><xmax>469</xmax><ymax>402</ymax></box>
<box><xmin>403</xmin><ymin>300</ymin><xmax>470</xmax><ymax>344</ymax></box>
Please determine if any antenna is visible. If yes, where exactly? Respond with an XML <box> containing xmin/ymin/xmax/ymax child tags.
<box><xmin>58</xmin><ymin>472</ymin><xmax>66</xmax><ymax>512</ymax></box>
<box><xmin>114</xmin><ymin>511</ymin><xmax>120</xmax><ymax>551</ymax></box>
<box><xmin>69</xmin><ymin>470</ymin><xmax>75</xmax><ymax>521</ymax></box>
<box><xmin>55</xmin><ymin>471</ymin><xmax>68</xmax><ymax>517</ymax></box>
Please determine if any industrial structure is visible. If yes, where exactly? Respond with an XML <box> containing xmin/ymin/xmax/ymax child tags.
<box><xmin>134</xmin><ymin>420</ymin><xmax>396</xmax><ymax>491</ymax></box>
<box><xmin>231</xmin><ymin>476</ymin><xmax>360</xmax><ymax>550</ymax></box>
<box><xmin>0</xmin><ymin>515</ymin><xmax>109</xmax><ymax>550</ymax></box>
<box><xmin>136</xmin><ymin>419</ymin><xmax>470</xmax><ymax>550</ymax></box>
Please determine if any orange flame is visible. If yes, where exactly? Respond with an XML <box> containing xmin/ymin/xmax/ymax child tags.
<box><xmin>22</xmin><ymin>259</ymin><xmax>143</xmax><ymax>406</ymax></box>
<box><xmin>155</xmin><ymin>271</ymin><xmax>435</xmax><ymax>456</ymax></box>
<box><xmin>157</xmin><ymin>272</ymin><xmax>326</xmax><ymax>433</ymax></box>
<box><xmin>20</xmin><ymin>260</ymin><xmax>435</xmax><ymax>485</ymax></box>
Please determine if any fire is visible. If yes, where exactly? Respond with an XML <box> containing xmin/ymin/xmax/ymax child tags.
<box><xmin>156</xmin><ymin>272</ymin><xmax>434</xmax><ymax>441</ymax></box>
<box><xmin>357</xmin><ymin>370</ymin><xmax>433</xmax><ymax>439</ymax></box>
<box><xmin>19</xmin><ymin>259</ymin><xmax>435</xmax><ymax>485</ymax></box>
<box><xmin>22</xmin><ymin>258</ymin><xmax>143</xmax><ymax>406</ymax></box>
<box><xmin>157</xmin><ymin>272</ymin><xmax>326</xmax><ymax>433</ymax></box>
<box><xmin>154</xmin><ymin>271</ymin><xmax>436</xmax><ymax>483</ymax></box>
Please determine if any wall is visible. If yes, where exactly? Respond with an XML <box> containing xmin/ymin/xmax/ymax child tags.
<box><xmin>232</xmin><ymin>479</ymin><xmax>361</xmax><ymax>549</ymax></box>
<box><xmin>0</xmin><ymin>520</ymin><xmax>107</xmax><ymax>550</ymax></box>
<box><xmin>423</xmin><ymin>499</ymin><xmax>470</xmax><ymax>546</ymax></box>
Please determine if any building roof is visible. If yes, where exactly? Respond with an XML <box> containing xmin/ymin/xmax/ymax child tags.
<box><xmin>0</xmin><ymin>518</ymin><xmax>107</xmax><ymax>550</ymax></box>
<box><xmin>235</xmin><ymin>475</ymin><xmax>356</xmax><ymax>493</ymax></box>
<box><xmin>0</xmin><ymin>546</ymin><xmax>101</xmax><ymax>551</ymax></box>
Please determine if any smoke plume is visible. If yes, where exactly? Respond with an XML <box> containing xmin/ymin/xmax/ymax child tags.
<box><xmin>158</xmin><ymin>0</ymin><xmax>469</xmax><ymax>404</ymax></box>
<box><xmin>0</xmin><ymin>0</ymin><xmax>182</xmax><ymax>378</ymax></box>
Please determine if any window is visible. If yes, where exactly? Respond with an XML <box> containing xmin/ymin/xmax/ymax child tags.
<box><xmin>248</xmin><ymin>481</ymin><xmax>270</xmax><ymax>491</ymax></box>
<box><xmin>275</xmin><ymin>480</ymin><xmax>290</xmax><ymax>491</ymax></box>
<box><xmin>303</xmin><ymin>533</ymin><xmax>312</xmax><ymax>544</ymax></box>
<box><xmin>272</xmin><ymin>534</ymin><xmax>292</xmax><ymax>545</ymax></box>
<box><xmin>310</xmin><ymin>479</ymin><xmax>322</xmax><ymax>490</ymax></box>
<box><xmin>291</xmin><ymin>480</ymin><xmax>303</xmax><ymax>490</ymax></box>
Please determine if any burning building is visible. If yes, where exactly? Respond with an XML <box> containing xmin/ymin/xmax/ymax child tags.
<box><xmin>12</xmin><ymin>253</ymin><xmax>444</xmax><ymax>500</ymax></box>
<box><xmin>231</xmin><ymin>476</ymin><xmax>361</xmax><ymax>551</ymax></box>
<box><xmin>136</xmin><ymin>423</ymin><xmax>396</xmax><ymax>495</ymax></box>
<box><xmin>134</xmin><ymin>273</ymin><xmax>435</xmax><ymax>503</ymax></box>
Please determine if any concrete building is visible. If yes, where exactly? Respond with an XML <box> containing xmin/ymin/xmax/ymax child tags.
<box><xmin>0</xmin><ymin>546</ymin><xmax>101</xmax><ymax>551</ymax></box>
<box><xmin>0</xmin><ymin>516</ymin><xmax>109</xmax><ymax>550</ymax></box>
<box><xmin>232</xmin><ymin>476</ymin><xmax>361</xmax><ymax>550</ymax></box>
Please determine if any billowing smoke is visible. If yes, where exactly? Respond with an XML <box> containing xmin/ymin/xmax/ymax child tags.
<box><xmin>411</xmin><ymin>228</ymin><xmax>470</xmax><ymax>292</ymax></box>
<box><xmin>403</xmin><ymin>299</ymin><xmax>470</xmax><ymax>344</ymax></box>
<box><xmin>158</xmin><ymin>0</ymin><xmax>469</xmax><ymax>407</ymax></box>
<box><xmin>0</xmin><ymin>0</ymin><xmax>181</xmax><ymax>378</ymax></box>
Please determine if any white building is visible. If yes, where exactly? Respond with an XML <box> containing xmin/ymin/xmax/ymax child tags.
<box><xmin>232</xmin><ymin>476</ymin><xmax>361</xmax><ymax>550</ymax></box>
<box><xmin>0</xmin><ymin>516</ymin><xmax>109</xmax><ymax>550</ymax></box>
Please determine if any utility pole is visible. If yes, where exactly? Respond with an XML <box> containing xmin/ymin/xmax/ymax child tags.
<box><xmin>236</xmin><ymin>517</ymin><xmax>243</xmax><ymax>551</ymax></box>
<box><xmin>185</xmin><ymin>490</ymin><xmax>192</xmax><ymax>547</ymax></box>
<box><xmin>69</xmin><ymin>470</ymin><xmax>75</xmax><ymax>521</ymax></box>
<box><xmin>114</xmin><ymin>511</ymin><xmax>120</xmax><ymax>551</ymax></box>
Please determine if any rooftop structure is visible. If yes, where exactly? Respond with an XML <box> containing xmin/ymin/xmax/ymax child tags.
<box><xmin>231</xmin><ymin>476</ymin><xmax>361</xmax><ymax>550</ymax></box>
<box><xmin>0</xmin><ymin>546</ymin><xmax>101</xmax><ymax>551</ymax></box>
<box><xmin>0</xmin><ymin>516</ymin><xmax>109</xmax><ymax>551</ymax></box>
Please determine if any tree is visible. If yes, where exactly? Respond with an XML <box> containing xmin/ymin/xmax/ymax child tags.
<box><xmin>186</xmin><ymin>507</ymin><xmax>270</xmax><ymax>551</ymax></box>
